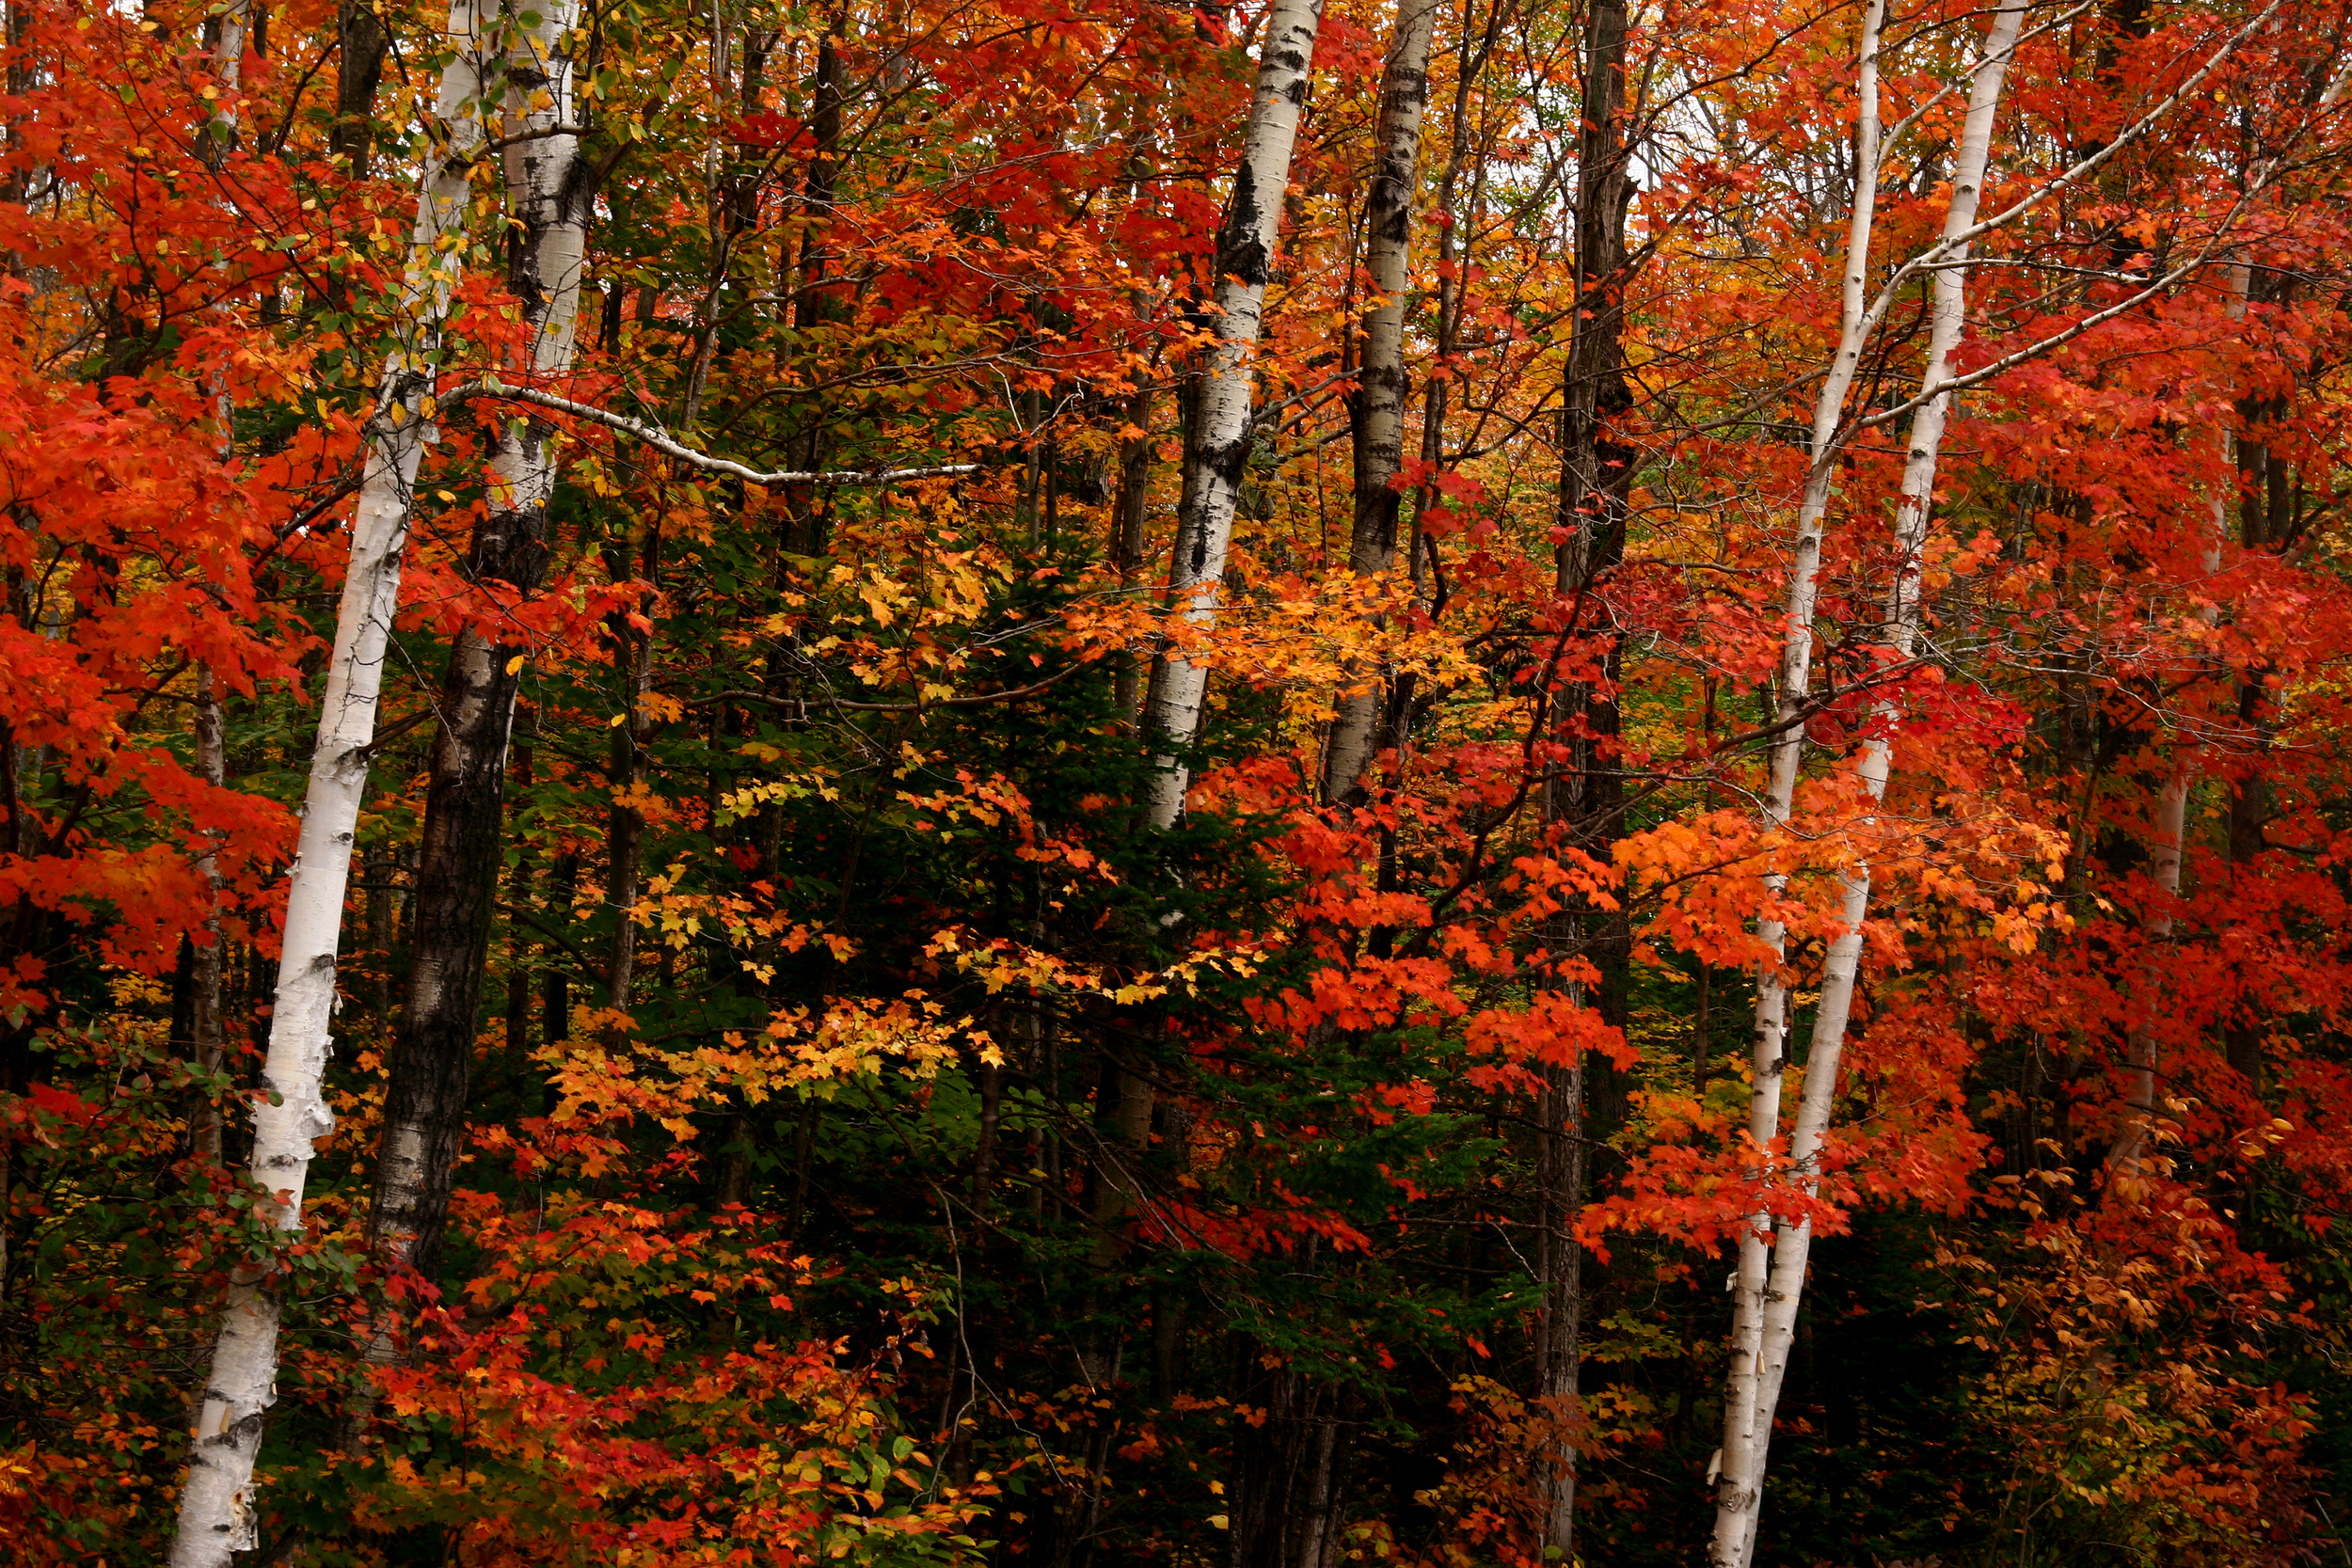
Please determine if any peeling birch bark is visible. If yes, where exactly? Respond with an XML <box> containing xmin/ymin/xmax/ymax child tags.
<box><xmin>1141</xmin><ymin>0</ymin><xmax>1324</xmax><ymax>829</ymax></box>
<box><xmin>167</xmin><ymin>9</ymin><xmax>493</xmax><ymax>1563</ymax></box>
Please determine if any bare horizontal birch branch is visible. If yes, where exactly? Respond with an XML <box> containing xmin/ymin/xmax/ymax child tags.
<box><xmin>438</xmin><ymin>381</ymin><xmax>978</xmax><ymax>486</ymax></box>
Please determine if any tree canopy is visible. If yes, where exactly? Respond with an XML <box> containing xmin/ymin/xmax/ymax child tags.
<box><xmin>6</xmin><ymin>0</ymin><xmax>2352</xmax><ymax>1563</ymax></box>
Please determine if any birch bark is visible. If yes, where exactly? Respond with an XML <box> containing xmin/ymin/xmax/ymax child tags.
<box><xmin>1321</xmin><ymin>0</ymin><xmax>1438</xmax><ymax>804</ymax></box>
<box><xmin>1141</xmin><ymin>0</ymin><xmax>1325</xmax><ymax>828</ymax></box>
<box><xmin>366</xmin><ymin>0</ymin><xmax>584</xmax><ymax>1304</ymax></box>
<box><xmin>1713</xmin><ymin>5</ymin><xmax>2025</xmax><ymax>1562</ymax></box>
<box><xmin>1709</xmin><ymin>2</ymin><xmax>1886</xmax><ymax>1544</ymax></box>
<box><xmin>167</xmin><ymin>9</ymin><xmax>491</xmax><ymax>1563</ymax></box>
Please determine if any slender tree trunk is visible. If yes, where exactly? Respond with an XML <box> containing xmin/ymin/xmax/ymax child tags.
<box><xmin>364</xmin><ymin>0</ymin><xmax>585</xmax><ymax>1300</ymax></box>
<box><xmin>1073</xmin><ymin>1026</ymin><xmax>1155</xmax><ymax>1397</ymax></box>
<box><xmin>783</xmin><ymin>27</ymin><xmax>846</xmax><ymax>546</ymax></box>
<box><xmin>1710</xmin><ymin>0</ymin><xmax>1887</xmax><ymax>1544</ymax></box>
<box><xmin>1713</xmin><ymin>7</ymin><xmax>2024</xmax><ymax>1562</ymax></box>
<box><xmin>189</xmin><ymin>667</ymin><xmax>229</xmax><ymax>1167</ymax></box>
<box><xmin>1554</xmin><ymin>0</ymin><xmax>1632</xmax><ymax>600</ymax></box>
<box><xmin>168</xmin><ymin>9</ymin><xmax>491</xmax><ymax>1560</ymax></box>
<box><xmin>1405</xmin><ymin>0</ymin><xmax>1496</xmax><ymax>610</ymax></box>
<box><xmin>1141</xmin><ymin>0</ymin><xmax>1324</xmax><ymax>828</ymax></box>
<box><xmin>363</xmin><ymin>844</ymin><xmax>392</xmax><ymax>1017</ymax></box>
<box><xmin>542</xmin><ymin>850</ymin><xmax>580</xmax><ymax>1053</ymax></box>
<box><xmin>972</xmin><ymin>1037</ymin><xmax>1002</xmax><ymax>1213</ymax></box>
<box><xmin>2224</xmin><ymin>336</ymin><xmax>2281</xmax><ymax>1084</ymax></box>
<box><xmin>503</xmin><ymin>901</ymin><xmax>531</xmax><ymax>1056</ymax></box>
<box><xmin>1533</xmin><ymin>2</ymin><xmax>1632</xmax><ymax>1554</ymax></box>
<box><xmin>187</xmin><ymin>6</ymin><xmax>244</xmax><ymax>1169</ymax></box>
<box><xmin>502</xmin><ymin>748</ymin><xmax>534</xmax><ymax>1063</ymax></box>
<box><xmin>1292</xmin><ymin>1383</ymin><xmax>1348</xmax><ymax>1568</ymax></box>
<box><xmin>1533</xmin><ymin>1055</ymin><xmax>1584</xmax><ymax>1538</ymax></box>
<box><xmin>1321</xmin><ymin>0</ymin><xmax>1437</xmax><ymax>803</ymax></box>
<box><xmin>1</xmin><ymin>1</ymin><xmax>31</xmax><ymax>252</ymax></box>
<box><xmin>2118</xmin><ymin>270</ymin><xmax>2237</xmax><ymax>1169</ymax></box>
<box><xmin>332</xmin><ymin>0</ymin><xmax>391</xmax><ymax>174</ymax></box>
<box><xmin>1086</xmin><ymin>1042</ymin><xmax>1156</xmax><ymax>1270</ymax></box>
<box><xmin>2119</xmin><ymin>765</ymin><xmax>2191</xmax><ymax>1147</ymax></box>
<box><xmin>199</xmin><ymin>0</ymin><xmax>247</xmax><ymax>154</ymax></box>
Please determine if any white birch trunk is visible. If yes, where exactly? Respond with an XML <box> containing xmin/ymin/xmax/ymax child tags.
<box><xmin>1710</xmin><ymin>0</ymin><xmax>1886</xmax><ymax>1545</ymax></box>
<box><xmin>1321</xmin><ymin>0</ymin><xmax>1438</xmax><ymax>803</ymax></box>
<box><xmin>206</xmin><ymin>0</ymin><xmax>246</xmax><ymax>134</ymax></box>
<box><xmin>486</xmin><ymin>0</ymin><xmax>585</xmax><ymax>515</ymax></box>
<box><xmin>1713</xmin><ymin>7</ymin><xmax>2025</xmax><ymax>1563</ymax></box>
<box><xmin>1142</xmin><ymin>0</ymin><xmax>1325</xmax><ymax>829</ymax></box>
<box><xmin>167</xmin><ymin>9</ymin><xmax>494</xmax><ymax>1563</ymax></box>
<box><xmin>358</xmin><ymin>0</ymin><xmax>583</xmax><ymax>1377</ymax></box>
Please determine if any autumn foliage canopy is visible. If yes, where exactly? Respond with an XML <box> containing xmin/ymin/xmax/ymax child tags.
<box><xmin>6</xmin><ymin>0</ymin><xmax>2352</xmax><ymax>1563</ymax></box>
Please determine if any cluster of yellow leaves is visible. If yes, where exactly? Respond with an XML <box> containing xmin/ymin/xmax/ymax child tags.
<box><xmin>1113</xmin><ymin>567</ymin><xmax>1489</xmax><ymax>727</ymax></box>
<box><xmin>925</xmin><ymin>926</ymin><xmax>1266</xmax><ymax>1006</ymax></box>
<box><xmin>538</xmin><ymin>993</ymin><xmax>990</xmax><ymax>1145</ymax></box>
<box><xmin>757</xmin><ymin>994</ymin><xmax>996</xmax><ymax>1087</ymax></box>
<box><xmin>636</xmin><ymin>862</ymin><xmax>850</xmax><ymax>967</ymax></box>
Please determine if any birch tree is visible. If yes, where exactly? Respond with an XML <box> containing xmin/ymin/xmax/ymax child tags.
<box><xmin>364</xmin><ymin>0</ymin><xmax>587</xmax><ymax>1316</ymax></box>
<box><xmin>167</xmin><ymin>8</ymin><xmax>496</xmax><ymax>1561</ymax></box>
<box><xmin>1712</xmin><ymin>4</ymin><xmax>2024</xmax><ymax>1560</ymax></box>
<box><xmin>1706</xmin><ymin>8</ymin><xmax>2311</xmax><ymax>1552</ymax></box>
<box><xmin>1142</xmin><ymin>0</ymin><xmax>1326</xmax><ymax>828</ymax></box>
<box><xmin>1321</xmin><ymin>0</ymin><xmax>1438</xmax><ymax>805</ymax></box>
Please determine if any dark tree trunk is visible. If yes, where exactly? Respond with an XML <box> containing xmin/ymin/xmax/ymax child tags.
<box><xmin>330</xmin><ymin>0</ymin><xmax>389</xmax><ymax>174</ymax></box>
<box><xmin>1536</xmin><ymin>0</ymin><xmax>1634</xmax><ymax>1553</ymax></box>
<box><xmin>503</xmin><ymin>838</ymin><xmax>532</xmax><ymax>1061</ymax></box>
<box><xmin>367</xmin><ymin>501</ymin><xmax>555</xmax><ymax>1284</ymax></box>
<box><xmin>189</xmin><ymin>669</ymin><xmax>229</xmax><ymax>1165</ymax></box>
<box><xmin>1224</xmin><ymin>1328</ymin><xmax>1355</xmax><ymax>1568</ymax></box>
